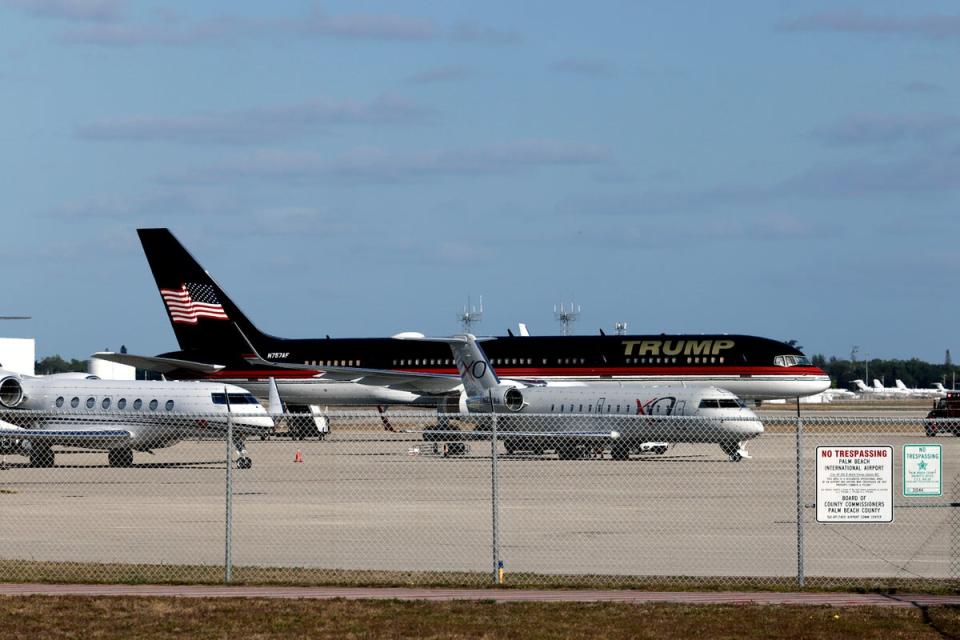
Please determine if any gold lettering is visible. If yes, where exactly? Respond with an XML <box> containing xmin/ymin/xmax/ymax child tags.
<box><xmin>712</xmin><ymin>339</ymin><xmax>735</xmax><ymax>355</ymax></box>
<box><xmin>622</xmin><ymin>340</ymin><xmax>643</xmax><ymax>356</ymax></box>
<box><xmin>662</xmin><ymin>341</ymin><xmax>684</xmax><ymax>356</ymax></box>
<box><xmin>684</xmin><ymin>340</ymin><xmax>712</xmax><ymax>356</ymax></box>
<box><xmin>638</xmin><ymin>340</ymin><xmax>661</xmax><ymax>356</ymax></box>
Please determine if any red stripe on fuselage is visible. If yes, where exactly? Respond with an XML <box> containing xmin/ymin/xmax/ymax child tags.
<box><xmin>197</xmin><ymin>365</ymin><xmax>827</xmax><ymax>380</ymax></box>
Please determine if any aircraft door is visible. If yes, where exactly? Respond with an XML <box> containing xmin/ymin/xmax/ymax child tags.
<box><xmin>674</xmin><ymin>400</ymin><xmax>685</xmax><ymax>415</ymax></box>
<box><xmin>596</xmin><ymin>397</ymin><xmax>606</xmax><ymax>414</ymax></box>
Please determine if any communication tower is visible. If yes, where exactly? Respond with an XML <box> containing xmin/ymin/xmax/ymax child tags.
<box><xmin>554</xmin><ymin>302</ymin><xmax>581</xmax><ymax>336</ymax></box>
<box><xmin>457</xmin><ymin>296</ymin><xmax>483</xmax><ymax>333</ymax></box>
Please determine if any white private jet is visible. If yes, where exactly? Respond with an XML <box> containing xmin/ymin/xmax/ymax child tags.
<box><xmin>0</xmin><ymin>369</ymin><xmax>274</xmax><ymax>468</ymax></box>
<box><xmin>894</xmin><ymin>379</ymin><xmax>945</xmax><ymax>398</ymax></box>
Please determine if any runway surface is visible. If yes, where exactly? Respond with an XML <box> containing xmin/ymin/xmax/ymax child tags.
<box><xmin>0</xmin><ymin>424</ymin><xmax>955</xmax><ymax>585</ymax></box>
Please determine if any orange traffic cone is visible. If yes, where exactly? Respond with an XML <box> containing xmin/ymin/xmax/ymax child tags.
<box><xmin>294</xmin><ymin>449</ymin><xmax>303</xmax><ymax>463</ymax></box>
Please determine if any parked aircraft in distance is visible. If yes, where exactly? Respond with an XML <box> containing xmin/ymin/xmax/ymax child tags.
<box><xmin>0</xmin><ymin>369</ymin><xmax>274</xmax><ymax>468</ymax></box>
<box><xmin>894</xmin><ymin>379</ymin><xmax>944</xmax><ymax>398</ymax></box>
<box><xmin>401</xmin><ymin>334</ymin><xmax>765</xmax><ymax>461</ymax></box>
<box><xmin>851</xmin><ymin>379</ymin><xmax>897</xmax><ymax>398</ymax></box>
<box><xmin>820</xmin><ymin>387</ymin><xmax>858</xmax><ymax>401</ymax></box>
<box><xmin>95</xmin><ymin>228</ymin><xmax>830</xmax><ymax>407</ymax></box>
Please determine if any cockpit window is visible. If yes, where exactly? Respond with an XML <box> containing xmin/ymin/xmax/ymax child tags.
<box><xmin>211</xmin><ymin>393</ymin><xmax>260</xmax><ymax>405</ymax></box>
<box><xmin>774</xmin><ymin>355</ymin><xmax>812</xmax><ymax>367</ymax></box>
<box><xmin>699</xmin><ymin>398</ymin><xmax>746</xmax><ymax>409</ymax></box>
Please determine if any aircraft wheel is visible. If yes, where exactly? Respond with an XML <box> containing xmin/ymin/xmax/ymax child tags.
<box><xmin>556</xmin><ymin>444</ymin><xmax>581</xmax><ymax>460</ymax></box>
<box><xmin>29</xmin><ymin>444</ymin><xmax>55</xmax><ymax>468</ymax></box>
<box><xmin>611</xmin><ymin>443</ymin><xmax>630</xmax><ymax>461</ymax></box>
<box><xmin>108</xmin><ymin>448</ymin><xmax>134</xmax><ymax>468</ymax></box>
<box><xmin>237</xmin><ymin>456</ymin><xmax>253</xmax><ymax>470</ymax></box>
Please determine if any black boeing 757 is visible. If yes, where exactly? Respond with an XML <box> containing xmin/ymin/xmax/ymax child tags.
<box><xmin>94</xmin><ymin>228</ymin><xmax>830</xmax><ymax>407</ymax></box>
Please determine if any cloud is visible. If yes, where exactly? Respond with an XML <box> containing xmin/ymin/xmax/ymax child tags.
<box><xmin>405</xmin><ymin>65</ymin><xmax>473</xmax><ymax>84</ymax></box>
<box><xmin>299</xmin><ymin>8</ymin><xmax>436</xmax><ymax>41</ymax></box>
<box><xmin>45</xmin><ymin>188</ymin><xmax>239</xmax><ymax>219</ymax></box>
<box><xmin>549</xmin><ymin>58</ymin><xmax>615</xmax><ymax>77</ymax></box>
<box><xmin>558</xmin><ymin>149</ymin><xmax>960</xmax><ymax>220</ymax></box>
<box><xmin>904</xmin><ymin>81</ymin><xmax>944</xmax><ymax>94</ymax></box>
<box><xmin>162</xmin><ymin>140</ymin><xmax>612</xmax><ymax>186</ymax></box>
<box><xmin>1</xmin><ymin>0</ymin><xmax>123</xmax><ymax>22</ymax></box>
<box><xmin>449</xmin><ymin>22</ymin><xmax>521</xmax><ymax>45</ymax></box>
<box><xmin>54</xmin><ymin>8</ymin><xmax>519</xmax><ymax>47</ymax></box>
<box><xmin>77</xmin><ymin>95</ymin><xmax>435</xmax><ymax>144</ymax></box>
<box><xmin>811</xmin><ymin>113</ymin><xmax>960</xmax><ymax>147</ymax></box>
<box><xmin>779</xmin><ymin>10</ymin><xmax>960</xmax><ymax>41</ymax></box>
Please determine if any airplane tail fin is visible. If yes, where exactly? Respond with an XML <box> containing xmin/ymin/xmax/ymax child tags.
<box><xmin>872</xmin><ymin>379</ymin><xmax>884</xmax><ymax>389</ymax></box>
<box><xmin>935</xmin><ymin>383</ymin><xmax>946</xmax><ymax>391</ymax></box>
<box><xmin>896</xmin><ymin>379</ymin><xmax>908</xmax><ymax>390</ymax></box>
<box><xmin>395</xmin><ymin>333</ymin><xmax>500</xmax><ymax>397</ymax></box>
<box><xmin>852</xmin><ymin>379</ymin><xmax>868</xmax><ymax>391</ymax></box>
<box><xmin>137</xmin><ymin>228</ymin><xmax>272</xmax><ymax>358</ymax></box>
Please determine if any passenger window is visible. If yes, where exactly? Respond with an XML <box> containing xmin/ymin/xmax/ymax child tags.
<box><xmin>149</xmin><ymin>399</ymin><xmax>158</xmax><ymax>410</ymax></box>
<box><xmin>165</xmin><ymin>400</ymin><xmax>175</xmax><ymax>411</ymax></box>
<box><xmin>578</xmin><ymin>404</ymin><xmax>583</xmax><ymax>412</ymax></box>
<box><xmin>70</xmin><ymin>397</ymin><xmax>80</xmax><ymax>408</ymax></box>
<box><xmin>118</xmin><ymin>398</ymin><xmax>127</xmax><ymax>410</ymax></box>
<box><xmin>133</xmin><ymin>399</ymin><xmax>143</xmax><ymax>410</ymax></box>
<box><xmin>101</xmin><ymin>398</ymin><xmax>111</xmax><ymax>410</ymax></box>
<box><xmin>55</xmin><ymin>396</ymin><xmax>64</xmax><ymax>408</ymax></box>
<box><xmin>85</xmin><ymin>397</ymin><xmax>95</xmax><ymax>409</ymax></box>
<box><xmin>569</xmin><ymin>404</ymin><xmax>574</xmax><ymax>412</ymax></box>
<box><xmin>616</xmin><ymin>405</ymin><xmax>620</xmax><ymax>413</ymax></box>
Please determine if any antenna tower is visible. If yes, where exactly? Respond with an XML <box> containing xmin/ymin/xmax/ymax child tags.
<box><xmin>554</xmin><ymin>301</ymin><xmax>581</xmax><ymax>336</ymax></box>
<box><xmin>457</xmin><ymin>296</ymin><xmax>483</xmax><ymax>333</ymax></box>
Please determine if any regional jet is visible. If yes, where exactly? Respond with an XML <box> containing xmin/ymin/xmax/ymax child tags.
<box><xmin>0</xmin><ymin>369</ymin><xmax>274</xmax><ymax>468</ymax></box>
<box><xmin>94</xmin><ymin>228</ymin><xmax>830</xmax><ymax>408</ymax></box>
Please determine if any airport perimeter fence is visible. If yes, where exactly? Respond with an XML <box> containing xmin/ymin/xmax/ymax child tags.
<box><xmin>0</xmin><ymin>409</ymin><xmax>957</xmax><ymax>591</ymax></box>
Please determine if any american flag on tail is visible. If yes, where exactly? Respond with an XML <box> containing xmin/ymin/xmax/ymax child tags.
<box><xmin>160</xmin><ymin>283</ymin><xmax>229</xmax><ymax>324</ymax></box>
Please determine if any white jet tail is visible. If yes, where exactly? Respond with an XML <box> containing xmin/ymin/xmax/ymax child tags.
<box><xmin>394</xmin><ymin>333</ymin><xmax>500</xmax><ymax>397</ymax></box>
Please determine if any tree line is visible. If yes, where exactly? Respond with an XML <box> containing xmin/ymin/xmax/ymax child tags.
<box><xmin>811</xmin><ymin>354</ymin><xmax>956</xmax><ymax>391</ymax></box>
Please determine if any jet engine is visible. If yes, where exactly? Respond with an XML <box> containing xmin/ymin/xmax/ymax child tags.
<box><xmin>466</xmin><ymin>386</ymin><xmax>525</xmax><ymax>413</ymax></box>
<box><xmin>0</xmin><ymin>376</ymin><xmax>24</xmax><ymax>408</ymax></box>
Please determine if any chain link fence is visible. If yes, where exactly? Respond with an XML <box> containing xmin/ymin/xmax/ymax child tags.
<box><xmin>0</xmin><ymin>409</ymin><xmax>956</xmax><ymax>590</ymax></box>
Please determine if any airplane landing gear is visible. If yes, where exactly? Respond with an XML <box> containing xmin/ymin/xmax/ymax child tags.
<box><xmin>29</xmin><ymin>443</ymin><xmax>54</xmax><ymax>468</ymax></box>
<box><xmin>232</xmin><ymin>436</ymin><xmax>252</xmax><ymax>469</ymax></box>
<box><xmin>719</xmin><ymin>441</ymin><xmax>750</xmax><ymax>462</ymax></box>
<box><xmin>108</xmin><ymin>448</ymin><xmax>134</xmax><ymax>468</ymax></box>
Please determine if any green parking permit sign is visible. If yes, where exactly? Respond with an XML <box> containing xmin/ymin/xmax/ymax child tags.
<box><xmin>903</xmin><ymin>444</ymin><xmax>941</xmax><ymax>497</ymax></box>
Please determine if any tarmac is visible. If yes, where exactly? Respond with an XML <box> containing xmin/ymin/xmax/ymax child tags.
<box><xmin>0</xmin><ymin>424</ymin><xmax>956</xmax><ymax>584</ymax></box>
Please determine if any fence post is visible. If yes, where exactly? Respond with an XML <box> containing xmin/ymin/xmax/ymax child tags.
<box><xmin>224</xmin><ymin>391</ymin><xmax>233</xmax><ymax>584</ymax></box>
<box><xmin>489</xmin><ymin>391</ymin><xmax>501</xmax><ymax>585</ymax></box>
<box><xmin>952</xmin><ymin>474</ymin><xmax>960</xmax><ymax>582</ymax></box>
<box><xmin>795</xmin><ymin>398</ymin><xmax>805</xmax><ymax>588</ymax></box>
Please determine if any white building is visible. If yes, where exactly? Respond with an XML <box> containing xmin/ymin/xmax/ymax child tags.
<box><xmin>0</xmin><ymin>338</ymin><xmax>36</xmax><ymax>376</ymax></box>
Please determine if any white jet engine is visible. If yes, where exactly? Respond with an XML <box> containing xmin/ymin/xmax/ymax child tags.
<box><xmin>0</xmin><ymin>375</ymin><xmax>25</xmax><ymax>408</ymax></box>
<box><xmin>466</xmin><ymin>385</ymin><xmax>525</xmax><ymax>413</ymax></box>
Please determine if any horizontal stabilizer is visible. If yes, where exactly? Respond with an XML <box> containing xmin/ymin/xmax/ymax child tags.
<box><xmin>92</xmin><ymin>352</ymin><xmax>225</xmax><ymax>375</ymax></box>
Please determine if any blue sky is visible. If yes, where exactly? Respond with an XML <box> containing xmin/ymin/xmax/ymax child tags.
<box><xmin>3</xmin><ymin>1</ymin><xmax>958</xmax><ymax>362</ymax></box>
